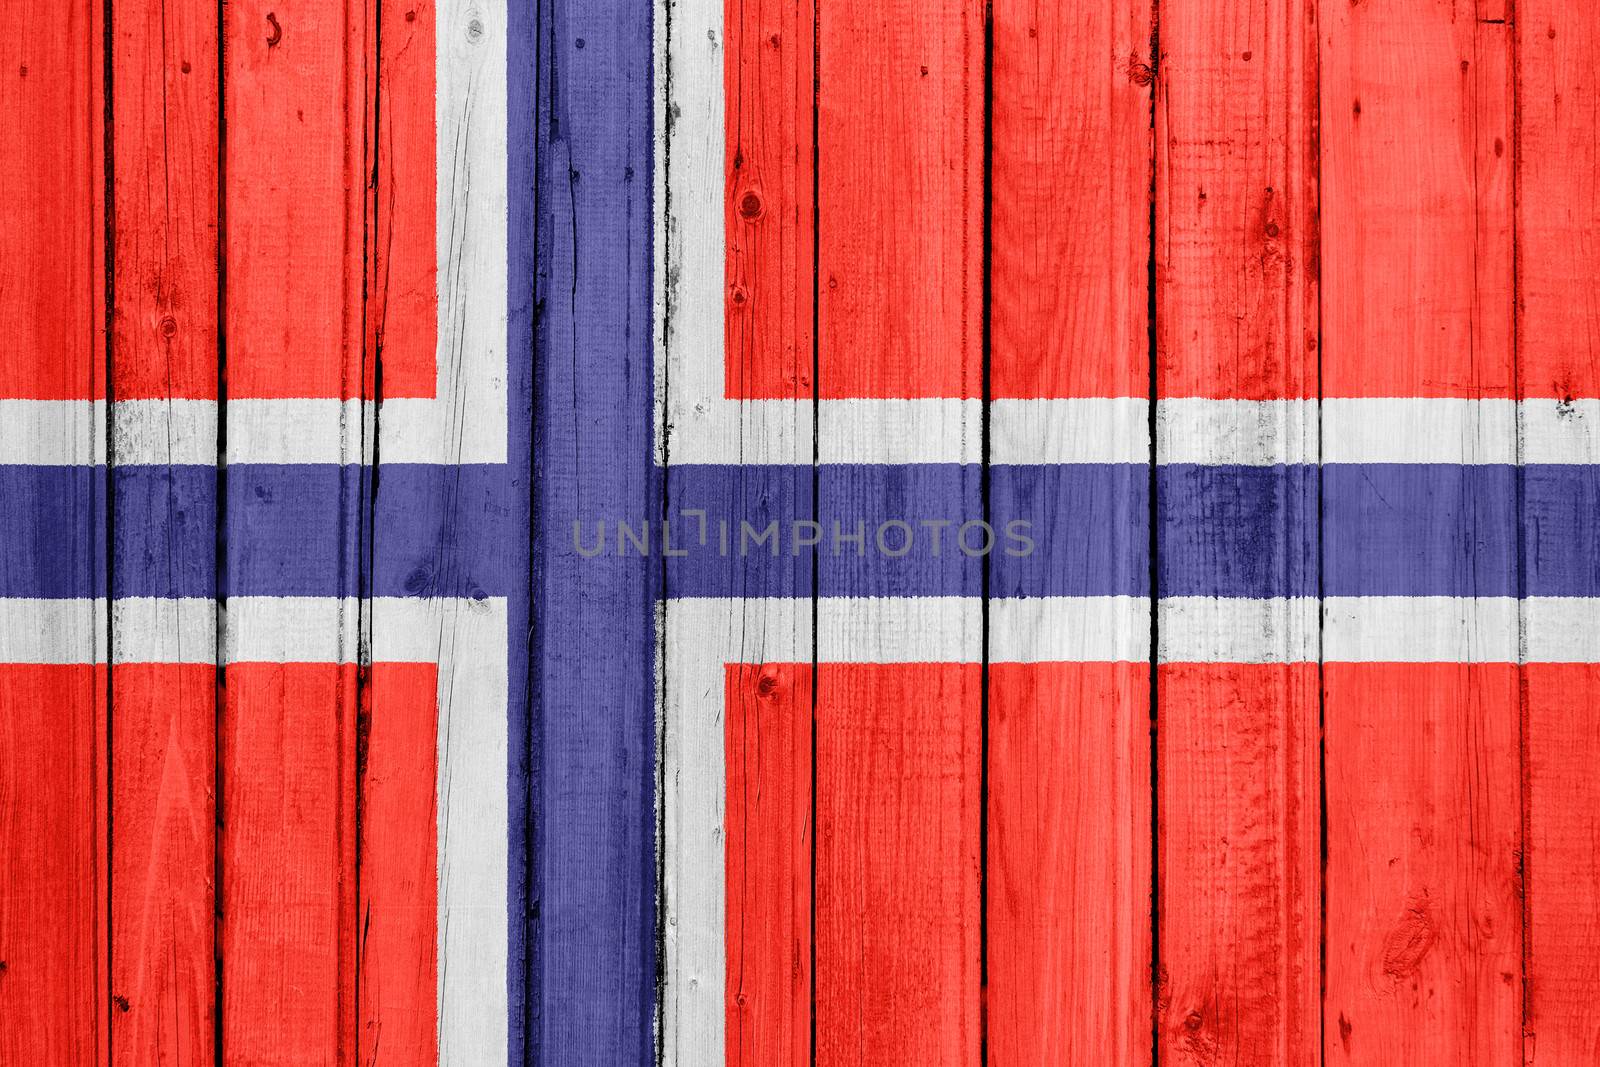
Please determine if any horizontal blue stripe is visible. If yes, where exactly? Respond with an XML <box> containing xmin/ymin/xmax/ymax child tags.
<box><xmin>1158</xmin><ymin>464</ymin><xmax>1317</xmax><ymax>597</ymax></box>
<box><xmin>4</xmin><ymin>463</ymin><xmax>1595</xmax><ymax>598</ymax></box>
<box><xmin>0</xmin><ymin>466</ymin><xmax>105</xmax><ymax>598</ymax></box>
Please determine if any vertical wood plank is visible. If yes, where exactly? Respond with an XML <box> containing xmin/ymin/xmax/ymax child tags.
<box><xmin>814</xmin><ymin>663</ymin><xmax>980</xmax><ymax>1066</ymax></box>
<box><xmin>987</xmin><ymin>0</ymin><xmax>1152</xmax><ymax>1061</ymax></box>
<box><xmin>1155</xmin><ymin>0</ymin><xmax>1320</xmax><ymax>1061</ymax></box>
<box><xmin>108</xmin><ymin>0</ymin><xmax>219</xmax><ymax>1060</ymax></box>
<box><xmin>658</xmin><ymin>0</ymin><xmax>814</xmax><ymax>1062</ymax></box>
<box><xmin>0</xmin><ymin>0</ymin><xmax>108</xmax><ymax>1061</ymax></box>
<box><xmin>222</xmin><ymin>663</ymin><xmax>359</xmax><ymax>1064</ymax></box>
<box><xmin>1516</xmin><ymin>2</ymin><xmax>1600</xmax><ymax>1058</ymax></box>
<box><xmin>811</xmin><ymin>3</ymin><xmax>983</xmax><ymax>1065</ymax></box>
<box><xmin>1321</xmin><ymin>0</ymin><xmax>1522</xmax><ymax>1060</ymax></box>
<box><xmin>723</xmin><ymin>663</ymin><xmax>811</xmax><ymax>1067</ymax></box>
<box><xmin>538</xmin><ymin>0</ymin><xmax>658</xmax><ymax>1058</ymax></box>
<box><xmin>221</xmin><ymin>0</ymin><xmax>372</xmax><ymax>1061</ymax></box>
<box><xmin>358</xmin><ymin>662</ymin><xmax>439</xmax><ymax>1064</ymax></box>
<box><xmin>987</xmin><ymin>662</ymin><xmax>1151</xmax><ymax>1065</ymax></box>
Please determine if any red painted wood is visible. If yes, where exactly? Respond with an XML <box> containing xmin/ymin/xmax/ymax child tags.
<box><xmin>1157</xmin><ymin>664</ymin><xmax>1319</xmax><ymax>1064</ymax></box>
<box><xmin>723</xmin><ymin>0</ymin><xmax>814</xmax><ymax>401</ymax></box>
<box><xmin>1155</xmin><ymin>2</ymin><xmax>1320</xmax><ymax>1062</ymax></box>
<box><xmin>0</xmin><ymin>664</ymin><xmax>107</xmax><ymax>1063</ymax></box>
<box><xmin>370</xmin><ymin>0</ymin><xmax>437</xmax><ymax>400</ymax></box>
<box><xmin>358</xmin><ymin>663</ymin><xmax>439</xmax><ymax>1065</ymax></box>
<box><xmin>1320</xmin><ymin>0</ymin><xmax>1514</xmax><ymax>401</ymax></box>
<box><xmin>110</xmin><ymin>664</ymin><xmax>215</xmax><ymax>1063</ymax></box>
<box><xmin>814</xmin><ymin>662</ymin><xmax>980</xmax><ymax>1066</ymax></box>
<box><xmin>988</xmin><ymin>662</ymin><xmax>1151</xmax><ymax>1065</ymax></box>
<box><xmin>107</xmin><ymin>3</ymin><xmax>220</xmax><ymax>1061</ymax></box>
<box><xmin>990</xmin><ymin>0</ymin><xmax>1151</xmax><ymax>401</ymax></box>
<box><xmin>1523</xmin><ymin>665</ymin><xmax>1600</xmax><ymax>1061</ymax></box>
<box><xmin>111</xmin><ymin>0</ymin><xmax>219</xmax><ymax>403</ymax></box>
<box><xmin>1324</xmin><ymin>664</ymin><xmax>1521</xmax><ymax>1063</ymax></box>
<box><xmin>224</xmin><ymin>0</ymin><xmax>372</xmax><ymax>401</ymax></box>
<box><xmin>1321</xmin><ymin>1</ymin><xmax>1521</xmax><ymax>1060</ymax></box>
<box><xmin>0</xmin><ymin>0</ymin><xmax>106</xmax><ymax>401</ymax></box>
<box><xmin>1518</xmin><ymin>4</ymin><xmax>1600</xmax><ymax>1056</ymax></box>
<box><xmin>221</xmin><ymin>662</ymin><xmax>358</xmax><ymax>1065</ymax></box>
<box><xmin>724</xmin><ymin>663</ymin><xmax>811</xmax><ymax>1067</ymax></box>
<box><xmin>816</xmin><ymin>0</ymin><xmax>982</xmax><ymax>399</ymax></box>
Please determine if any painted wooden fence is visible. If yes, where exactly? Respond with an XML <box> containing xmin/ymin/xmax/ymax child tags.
<box><xmin>2</xmin><ymin>0</ymin><xmax>1599</xmax><ymax>1064</ymax></box>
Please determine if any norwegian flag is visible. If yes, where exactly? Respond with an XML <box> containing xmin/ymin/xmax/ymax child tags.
<box><xmin>3</xmin><ymin>0</ymin><xmax>528</xmax><ymax>1062</ymax></box>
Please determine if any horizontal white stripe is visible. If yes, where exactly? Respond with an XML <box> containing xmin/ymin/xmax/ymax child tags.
<box><xmin>820</xmin><ymin>399</ymin><xmax>980</xmax><ymax>464</ymax></box>
<box><xmin>1159</xmin><ymin>597</ymin><xmax>1319</xmax><ymax>663</ymax></box>
<box><xmin>1158</xmin><ymin>399</ymin><xmax>1316</xmax><ymax>466</ymax></box>
<box><xmin>222</xmin><ymin>595</ymin><xmax>504</xmax><ymax>663</ymax></box>
<box><xmin>113</xmin><ymin>598</ymin><xmax>216</xmax><ymax>662</ymax></box>
<box><xmin>991</xmin><ymin>596</ymin><xmax>1149</xmax><ymax>661</ymax></box>
<box><xmin>0</xmin><ymin>599</ymin><xmax>105</xmax><ymax>663</ymax></box>
<box><xmin>113</xmin><ymin>399</ymin><xmax>217</xmax><ymax>465</ymax></box>
<box><xmin>993</xmin><ymin>398</ymin><xmax>1148</xmax><ymax>464</ymax></box>
<box><xmin>1323</xmin><ymin>398</ymin><xmax>1512</xmax><ymax>464</ymax></box>
<box><xmin>227</xmin><ymin>399</ymin><xmax>371</xmax><ymax>465</ymax></box>
<box><xmin>0</xmin><ymin>400</ymin><xmax>106</xmax><ymax>465</ymax></box>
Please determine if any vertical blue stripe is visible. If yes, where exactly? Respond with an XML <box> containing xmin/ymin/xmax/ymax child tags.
<box><xmin>533</xmin><ymin>0</ymin><xmax>657</xmax><ymax>1060</ymax></box>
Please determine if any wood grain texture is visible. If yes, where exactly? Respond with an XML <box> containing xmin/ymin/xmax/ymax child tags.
<box><xmin>1517</xmin><ymin>3</ymin><xmax>1600</xmax><ymax>1059</ymax></box>
<box><xmin>988</xmin><ymin>662</ymin><xmax>1151</xmax><ymax>1066</ymax></box>
<box><xmin>108</xmin><ymin>1</ymin><xmax>219</xmax><ymax>1060</ymax></box>
<box><xmin>537</xmin><ymin>0</ymin><xmax>658</xmax><ymax>1059</ymax></box>
<box><xmin>988</xmin><ymin>0</ymin><xmax>1152</xmax><ymax>1060</ymax></box>
<box><xmin>221</xmin><ymin>663</ymin><xmax>358</xmax><ymax>1065</ymax></box>
<box><xmin>0</xmin><ymin>1</ymin><xmax>108</xmax><ymax>1061</ymax></box>
<box><xmin>220</xmin><ymin>2</ymin><xmax>371</xmax><ymax>1061</ymax></box>
<box><xmin>817</xmin><ymin>0</ymin><xmax>982</xmax><ymax>400</ymax></box>
<box><xmin>723</xmin><ymin>663</ymin><xmax>811</xmax><ymax>1067</ymax></box>
<box><xmin>358</xmin><ymin>662</ymin><xmax>439</xmax><ymax>1065</ymax></box>
<box><xmin>1321</xmin><ymin>0</ymin><xmax>1522</xmax><ymax>1060</ymax></box>
<box><xmin>814</xmin><ymin>663</ymin><xmax>980</xmax><ymax>1066</ymax></box>
<box><xmin>1155</xmin><ymin>0</ymin><xmax>1320</xmax><ymax>1062</ymax></box>
<box><xmin>0</xmin><ymin>665</ymin><xmax>108</xmax><ymax>1064</ymax></box>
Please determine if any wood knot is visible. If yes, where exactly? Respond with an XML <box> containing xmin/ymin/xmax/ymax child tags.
<box><xmin>1381</xmin><ymin>899</ymin><xmax>1437</xmax><ymax>982</ymax></box>
<box><xmin>1127</xmin><ymin>56</ymin><xmax>1155</xmax><ymax>86</ymax></box>
<box><xmin>160</xmin><ymin>316</ymin><xmax>179</xmax><ymax>338</ymax></box>
<box><xmin>113</xmin><ymin>994</ymin><xmax>130</xmax><ymax>1013</ymax></box>
<box><xmin>729</xmin><ymin>285</ymin><xmax>748</xmax><ymax>307</ymax></box>
<box><xmin>266</xmin><ymin>12</ymin><xmax>282</xmax><ymax>47</ymax></box>
<box><xmin>756</xmin><ymin>672</ymin><xmax>779</xmax><ymax>697</ymax></box>
<box><xmin>467</xmin><ymin>18</ymin><xmax>485</xmax><ymax>42</ymax></box>
<box><xmin>738</xmin><ymin>190</ymin><xmax>764</xmax><ymax>220</ymax></box>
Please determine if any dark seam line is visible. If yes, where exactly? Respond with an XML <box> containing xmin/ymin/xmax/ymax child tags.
<box><xmin>653</xmin><ymin>0</ymin><xmax>672</xmax><ymax>1059</ymax></box>
<box><xmin>808</xmin><ymin>1</ymin><xmax>821</xmax><ymax>1063</ymax></box>
<box><xmin>213</xmin><ymin>0</ymin><xmax>228</xmax><ymax>1060</ymax></box>
<box><xmin>1313</xmin><ymin>0</ymin><xmax>1328</xmax><ymax>1055</ymax></box>
<box><xmin>355</xmin><ymin>0</ymin><xmax>383</xmax><ymax>1048</ymax></box>
<box><xmin>978</xmin><ymin>3</ymin><xmax>994</xmax><ymax>1064</ymax></box>
<box><xmin>1508</xmin><ymin>9</ymin><xmax>1531</xmax><ymax>1055</ymax></box>
<box><xmin>1147</xmin><ymin>10</ymin><xmax>1164</xmax><ymax>1064</ymax></box>
<box><xmin>102</xmin><ymin>0</ymin><xmax>116</xmax><ymax>1050</ymax></box>
<box><xmin>530</xmin><ymin>1</ymin><xmax>549</xmax><ymax>1062</ymax></box>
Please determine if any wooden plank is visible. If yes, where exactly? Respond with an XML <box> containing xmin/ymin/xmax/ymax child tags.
<box><xmin>657</xmin><ymin>0</ymin><xmax>813</xmax><ymax>1063</ymax></box>
<box><xmin>536</xmin><ymin>0</ymin><xmax>657</xmax><ymax>1059</ymax></box>
<box><xmin>814</xmin><ymin>662</ymin><xmax>980</xmax><ymax>1065</ymax></box>
<box><xmin>817</xmin><ymin>0</ymin><xmax>981</xmax><ymax>401</ymax></box>
<box><xmin>1154</xmin><ymin>0</ymin><xmax>1319</xmax><ymax>1061</ymax></box>
<box><xmin>811</xmin><ymin>3</ymin><xmax>982</xmax><ymax>1064</ymax></box>
<box><xmin>357</xmin><ymin>662</ymin><xmax>439</xmax><ymax>1063</ymax></box>
<box><xmin>988</xmin><ymin>662</ymin><xmax>1151</xmax><ymax>1065</ymax></box>
<box><xmin>1516</xmin><ymin>3</ymin><xmax>1600</xmax><ymax>1058</ymax></box>
<box><xmin>221</xmin><ymin>663</ymin><xmax>358</xmax><ymax>1064</ymax></box>
<box><xmin>987</xmin><ymin>0</ymin><xmax>1152</xmax><ymax>1061</ymax></box>
<box><xmin>723</xmin><ymin>663</ymin><xmax>811</xmax><ymax>1067</ymax></box>
<box><xmin>107</xmin><ymin>1</ymin><xmax>219</xmax><ymax>1060</ymax></box>
<box><xmin>0</xmin><ymin>664</ymin><xmax>107</xmax><ymax>1063</ymax></box>
<box><xmin>220</xmin><ymin>1</ymin><xmax>371</xmax><ymax>1060</ymax></box>
<box><xmin>0</xmin><ymin>0</ymin><xmax>108</xmax><ymax>1061</ymax></box>
<box><xmin>1320</xmin><ymin>0</ymin><xmax>1522</xmax><ymax>1060</ymax></box>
